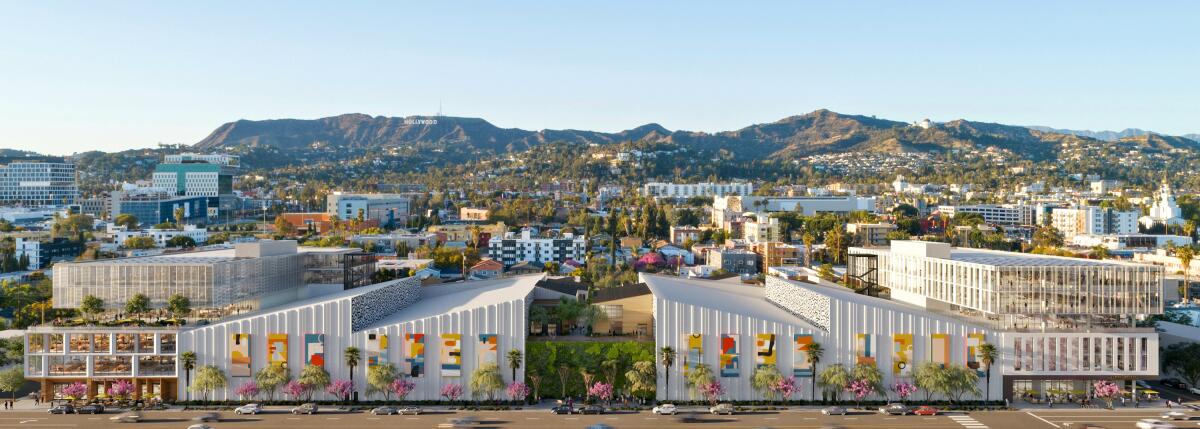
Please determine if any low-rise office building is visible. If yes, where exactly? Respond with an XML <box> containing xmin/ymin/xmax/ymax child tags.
<box><xmin>326</xmin><ymin>192</ymin><xmax>410</xmax><ymax>225</ymax></box>
<box><xmin>15</xmin><ymin>237</ymin><xmax>85</xmax><ymax>270</ymax></box>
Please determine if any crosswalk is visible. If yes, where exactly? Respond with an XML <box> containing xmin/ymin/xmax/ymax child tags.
<box><xmin>948</xmin><ymin>414</ymin><xmax>990</xmax><ymax>429</ymax></box>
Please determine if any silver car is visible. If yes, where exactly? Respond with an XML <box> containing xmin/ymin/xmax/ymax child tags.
<box><xmin>821</xmin><ymin>406</ymin><xmax>848</xmax><ymax>415</ymax></box>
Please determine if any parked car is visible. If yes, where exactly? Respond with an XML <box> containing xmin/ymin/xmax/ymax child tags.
<box><xmin>1189</xmin><ymin>386</ymin><xmax>1200</xmax><ymax>396</ymax></box>
<box><xmin>47</xmin><ymin>404</ymin><xmax>75</xmax><ymax>414</ymax></box>
<box><xmin>398</xmin><ymin>406</ymin><xmax>423</xmax><ymax>415</ymax></box>
<box><xmin>709</xmin><ymin>403</ymin><xmax>735</xmax><ymax>415</ymax></box>
<box><xmin>821</xmin><ymin>406</ymin><xmax>848</xmax><ymax>415</ymax></box>
<box><xmin>550</xmin><ymin>405</ymin><xmax>574</xmax><ymax>415</ymax></box>
<box><xmin>110</xmin><ymin>412</ymin><xmax>143</xmax><ymax>423</ymax></box>
<box><xmin>193</xmin><ymin>412</ymin><xmax>220</xmax><ymax>422</ymax></box>
<box><xmin>234</xmin><ymin>403</ymin><xmax>262</xmax><ymax>415</ymax></box>
<box><xmin>77</xmin><ymin>404</ymin><xmax>105</xmax><ymax>414</ymax></box>
<box><xmin>1136</xmin><ymin>419</ymin><xmax>1177</xmax><ymax>429</ymax></box>
<box><xmin>1162</xmin><ymin>411</ymin><xmax>1190</xmax><ymax>421</ymax></box>
<box><xmin>371</xmin><ymin>406</ymin><xmax>397</xmax><ymax>415</ymax></box>
<box><xmin>578</xmin><ymin>405</ymin><xmax>606</xmax><ymax>415</ymax></box>
<box><xmin>878</xmin><ymin>403</ymin><xmax>911</xmax><ymax>415</ymax></box>
<box><xmin>652</xmin><ymin>404</ymin><xmax>678</xmax><ymax>415</ymax></box>
<box><xmin>187</xmin><ymin>425</ymin><xmax>214</xmax><ymax>429</ymax></box>
<box><xmin>291</xmin><ymin>403</ymin><xmax>318</xmax><ymax>415</ymax></box>
<box><xmin>1160</xmin><ymin>379</ymin><xmax>1187</xmax><ymax>389</ymax></box>
<box><xmin>913</xmin><ymin>406</ymin><xmax>939</xmax><ymax>416</ymax></box>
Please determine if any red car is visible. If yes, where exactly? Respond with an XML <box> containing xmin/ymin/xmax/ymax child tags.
<box><xmin>913</xmin><ymin>406</ymin><xmax>939</xmax><ymax>416</ymax></box>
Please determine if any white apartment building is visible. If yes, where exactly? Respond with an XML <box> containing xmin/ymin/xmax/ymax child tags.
<box><xmin>1071</xmin><ymin>234</ymin><xmax>1192</xmax><ymax>250</ymax></box>
<box><xmin>0</xmin><ymin>159</ymin><xmax>78</xmax><ymax>206</ymax></box>
<box><xmin>486</xmin><ymin>230</ymin><xmax>587</xmax><ymax>267</ymax></box>
<box><xmin>743</xmin><ymin>214</ymin><xmax>781</xmax><ymax>243</ymax></box>
<box><xmin>641</xmin><ymin>182</ymin><xmax>753</xmax><ymax>198</ymax></box>
<box><xmin>938</xmin><ymin>204</ymin><xmax>1037</xmax><ymax>226</ymax></box>
<box><xmin>108</xmin><ymin>224</ymin><xmax>209</xmax><ymax>247</ymax></box>
<box><xmin>712</xmin><ymin>195</ymin><xmax>876</xmax><ymax>225</ymax></box>
<box><xmin>1051</xmin><ymin>206</ymin><xmax>1139</xmax><ymax>240</ymax></box>
<box><xmin>326</xmin><ymin>192</ymin><xmax>411</xmax><ymax>223</ymax></box>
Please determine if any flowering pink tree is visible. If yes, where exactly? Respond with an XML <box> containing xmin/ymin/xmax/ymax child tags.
<box><xmin>772</xmin><ymin>377</ymin><xmax>797</xmax><ymax>401</ymax></box>
<box><xmin>62</xmin><ymin>382</ymin><xmax>87</xmax><ymax>400</ymax></box>
<box><xmin>441</xmin><ymin>383</ymin><xmax>464</xmax><ymax>403</ymax></box>
<box><xmin>846</xmin><ymin>379</ymin><xmax>875</xmax><ymax>408</ymax></box>
<box><xmin>110</xmin><ymin>380</ymin><xmax>134</xmax><ymax>399</ymax></box>
<box><xmin>507</xmin><ymin>382</ymin><xmax>532</xmax><ymax>403</ymax></box>
<box><xmin>698</xmin><ymin>381</ymin><xmax>726</xmax><ymax>406</ymax></box>
<box><xmin>1092</xmin><ymin>381</ymin><xmax>1121</xmax><ymax>409</ymax></box>
<box><xmin>326</xmin><ymin>379</ymin><xmax>352</xmax><ymax>401</ymax></box>
<box><xmin>891</xmin><ymin>382</ymin><xmax>918</xmax><ymax>404</ymax></box>
<box><xmin>390</xmin><ymin>379</ymin><xmax>416</xmax><ymax>402</ymax></box>
<box><xmin>588</xmin><ymin>382</ymin><xmax>614</xmax><ymax>404</ymax></box>
<box><xmin>234</xmin><ymin>381</ymin><xmax>260</xmax><ymax>401</ymax></box>
<box><xmin>282</xmin><ymin>380</ymin><xmax>306</xmax><ymax>401</ymax></box>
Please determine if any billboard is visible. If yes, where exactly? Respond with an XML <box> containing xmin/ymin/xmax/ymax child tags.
<box><xmin>230</xmin><ymin>333</ymin><xmax>250</xmax><ymax>377</ymax></box>
<box><xmin>892</xmin><ymin>334</ymin><xmax>913</xmax><ymax>376</ymax></box>
<box><xmin>403</xmin><ymin>333</ymin><xmax>425</xmax><ymax>377</ymax></box>
<box><xmin>477</xmin><ymin>334</ymin><xmax>498</xmax><ymax>366</ymax></box>
<box><xmin>440</xmin><ymin>333</ymin><xmax>462</xmax><ymax>376</ymax></box>
<box><xmin>793</xmin><ymin>334</ymin><xmax>814</xmax><ymax>377</ymax></box>
<box><xmin>855</xmin><ymin>333</ymin><xmax>875</xmax><ymax>365</ymax></box>
<box><xmin>966</xmin><ymin>333</ymin><xmax>986</xmax><ymax>376</ymax></box>
<box><xmin>367</xmin><ymin>333</ymin><xmax>388</xmax><ymax>367</ymax></box>
<box><xmin>755</xmin><ymin>333</ymin><xmax>777</xmax><ymax>367</ymax></box>
<box><xmin>930</xmin><ymin>334</ymin><xmax>950</xmax><ymax>368</ymax></box>
<box><xmin>267</xmin><ymin>333</ymin><xmax>288</xmax><ymax>368</ymax></box>
<box><xmin>683</xmin><ymin>334</ymin><xmax>703</xmax><ymax>376</ymax></box>
<box><xmin>304</xmin><ymin>334</ymin><xmax>324</xmax><ymax>367</ymax></box>
<box><xmin>719</xmin><ymin>334</ymin><xmax>739</xmax><ymax>377</ymax></box>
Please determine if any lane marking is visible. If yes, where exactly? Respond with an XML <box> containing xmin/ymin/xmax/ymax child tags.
<box><xmin>1026</xmin><ymin>411</ymin><xmax>1060</xmax><ymax>428</ymax></box>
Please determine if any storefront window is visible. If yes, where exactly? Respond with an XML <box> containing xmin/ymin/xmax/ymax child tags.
<box><xmin>115</xmin><ymin>334</ymin><xmax>135</xmax><ymax>353</ymax></box>
<box><xmin>138</xmin><ymin>356</ymin><xmax>175</xmax><ymax>376</ymax></box>
<box><xmin>93</xmin><ymin>356</ymin><xmax>132</xmax><ymax>376</ymax></box>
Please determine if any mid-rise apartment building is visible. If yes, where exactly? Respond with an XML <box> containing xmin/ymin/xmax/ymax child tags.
<box><xmin>1051</xmin><ymin>206</ymin><xmax>1139</xmax><ymax>240</ymax></box>
<box><xmin>0</xmin><ymin>158</ymin><xmax>78</xmax><ymax>206</ymax></box>
<box><xmin>937</xmin><ymin>204</ymin><xmax>1037</xmax><ymax>226</ymax></box>
<box><xmin>641</xmin><ymin>182</ymin><xmax>753</xmax><ymax>198</ymax></box>
<box><xmin>486</xmin><ymin>230</ymin><xmax>587</xmax><ymax>267</ymax></box>
<box><xmin>151</xmin><ymin>153</ymin><xmax>238</xmax><ymax>218</ymax></box>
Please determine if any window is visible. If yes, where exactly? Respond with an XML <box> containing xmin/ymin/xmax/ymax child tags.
<box><xmin>27</xmin><ymin>334</ymin><xmax>44</xmax><ymax>353</ymax></box>
<box><xmin>47</xmin><ymin>355</ymin><xmax>86</xmax><ymax>376</ymax></box>
<box><xmin>26</xmin><ymin>355</ymin><xmax>43</xmax><ymax>376</ymax></box>
<box><xmin>138</xmin><ymin>356</ymin><xmax>176</xmax><ymax>376</ymax></box>
<box><xmin>93</xmin><ymin>356</ymin><xmax>132</xmax><ymax>376</ymax></box>
<box><xmin>48</xmin><ymin>334</ymin><xmax>64</xmax><ymax>353</ymax></box>
<box><xmin>115</xmin><ymin>334</ymin><xmax>135</xmax><ymax>353</ymax></box>
<box><xmin>159</xmin><ymin>334</ymin><xmax>176</xmax><ymax>354</ymax></box>
<box><xmin>138</xmin><ymin>334</ymin><xmax>155</xmax><ymax>353</ymax></box>
<box><xmin>93</xmin><ymin>334</ymin><xmax>111</xmax><ymax>353</ymax></box>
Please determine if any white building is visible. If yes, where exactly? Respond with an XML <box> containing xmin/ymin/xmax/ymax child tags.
<box><xmin>937</xmin><ymin>204</ymin><xmax>1037</xmax><ymax>226</ymax></box>
<box><xmin>641</xmin><ymin>182</ymin><xmax>753</xmax><ymax>199</ymax></box>
<box><xmin>1051</xmin><ymin>206</ymin><xmax>1139</xmax><ymax>240</ymax></box>
<box><xmin>1140</xmin><ymin>182</ymin><xmax>1184</xmax><ymax>229</ymax></box>
<box><xmin>109</xmin><ymin>224</ymin><xmax>209</xmax><ymax>247</ymax></box>
<box><xmin>486</xmin><ymin>230</ymin><xmax>587</xmax><ymax>267</ymax></box>
<box><xmin>1070</xmin><ymin>234</ymin><xmax>1192</xmax><ymax>250</ymax></box>
<box><xmin>326</xmin><ymin>192</ymin><xmax>411</xmax><ymax>224</ymax></box>
<box><xmin>712</xmin><ymin>195</ymin><xmax>876</xmax><ymax>225</ymax></box>
<box><xmin>0</xmin><ymin>159</ymin><xmax>78</xmax><ymax>206</ymax></box>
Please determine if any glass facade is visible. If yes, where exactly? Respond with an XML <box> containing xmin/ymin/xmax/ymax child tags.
<box><xmin>26</xmin><ymin>329</ymin><xmax>179</xmax><ymax>379</ymax></box>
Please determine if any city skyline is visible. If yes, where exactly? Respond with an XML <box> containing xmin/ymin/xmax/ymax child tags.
<box><xmin>1</xmin><ymin>0</ymin><xmax>1198</xmax><ymax>154</ymax></box>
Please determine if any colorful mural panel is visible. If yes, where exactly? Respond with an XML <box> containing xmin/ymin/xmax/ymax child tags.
<box><xmin>477</xmin><ymin>334</ymin><xmax>498</xmax><ymax>366</ymax></box>
<box><xmin>267</xmin><ymin>333</ymin><xmax>288</xmax><ymax>368</ymax></box>
<box><xmin>304</xmin><ymin>334</ymin><xmax>324</xmax><ymax>367</ymax></box>
<box><xmin>793</xmin><ymin>334</ymin><xmax>814</xmax><ymax>377</ymax></box>
<box><xmin>892</xmin><ymin>334</ymin><xmax>913</xmax><ymax>376</ymax></box>
<box><xmin>441</xmin><ymin>333</ymin><xmax>462</xmax><ymax>376</ymax></box>
<box><xmin>966</xmin><ymin>333</ymin><xmax>986</xmax><ymax>376</ymax></box>
<box><xmin>855</xmin><ymin>333</ymin><xmax>875</xmax><ymax>365</ymax></box>
<box><xmin>719</xmin><ymin>334</ymin><xmax>739</xmax><ymax>377</ymax></box>
<box><xmin>755</xmin><ymin>333</ymin><xmax>777</xmax><ymax>367</ymax></box>
<box><xmin>683</xmin><ymin>334</ymin><xmax>703</xmax><ymax>376</ymax></box>
<box><xmin>367</xmin><ymin>333</ymin><xmax>388</xmax><ymax>367</ymax></box>
<box><xmin>230</xmin><ymin>333</ymin><xmax>250</xmax><ymax>377</ymax></box>
<box><xmin>404</xmin><ymin>333</ymin><xmax>425</xmax><ymax>377</ymax></box>
<box><xmin>930</xmin><ymin>334</ymin><xmax>950</xmax><ymax>368</ymax></box>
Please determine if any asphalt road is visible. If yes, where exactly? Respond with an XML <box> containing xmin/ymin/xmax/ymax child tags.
<box><xmin>3</xmin><ymin>407</ymin><xmax>1196</xmax><ymax>429</ymax></box>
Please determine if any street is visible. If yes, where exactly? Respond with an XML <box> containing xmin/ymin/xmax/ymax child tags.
<box><xmin>4</xmin><ymin>407</ymin><xmax>1197</xmax><ymax>429</ymax></box>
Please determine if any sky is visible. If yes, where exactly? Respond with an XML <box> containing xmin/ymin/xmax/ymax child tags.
<box><xmin>1</xmin><ymin>1</ymin><xmax>1197</xmax><ymax>155</ymax></box>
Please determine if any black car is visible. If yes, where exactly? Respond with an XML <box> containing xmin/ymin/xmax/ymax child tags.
<box><xmin>77</xmin><ymin>404</ymin><xmax>105</xmax><ymax>414</ymax></box>
<box><xmin>47</xmin><ymin>404</ymin><xmax>75</xmax><ymax>414</ymax></box>
<box><xmin>1161</xmin><ymin>378</ymin><xmax>1188</xmax><ymax>389</ymax></box>
<box><xmin>578</xmin><ymin>405</ymin><xmax>605</xmax><ymax>415</ymax></box>
<box><xmin>550</xmin><ymin>405</ymin><xmax>574</xmax><ymax>415</ymax></box>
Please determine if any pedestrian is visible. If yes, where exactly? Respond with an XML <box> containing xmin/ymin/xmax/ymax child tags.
<box><xmin>1167</xmin><ymin>399</ymin><xmax>1173</xmax><ymax>409</ymax></box>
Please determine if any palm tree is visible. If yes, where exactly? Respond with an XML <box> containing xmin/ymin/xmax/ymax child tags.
<box><xmin>659</xmin><ymin>346</ymin><xmax>676</xmax><ymax>402</ymax></box>
<box><xmin>507</xmin><ymin>349</ymin><xmax>523</xmax><ymax>381</ymax></box>
<box><xmin>802</xmin><ymin>232</ymin><xmax>815</xmax><ymax>267</ymax></box>
<box><xmin>817</xmin><ymin>364</ymin><xmax>850</xmax><ymax>403</ymax></box>
<box><xmin>1178</xmin><ymin>246</ymin><xmax>1194</xmax><ymax>303</ymax></box>
<box><xmin>978</xmin><ymin>343</ymin><xmax>998</xmax><ymax>402</ymax></box>
<box><xmin>180</xmin><ymin>351</ymin><xmax>197</xmax><ymax>401</ymax></box>
<box><xmin>344</xmin><ymin>346</ymin><xmax>361</xmax><ymax>401</ymax></box>
<box><xmin>804</xmin><ymin>342</ymin><xmax>824</xmax><ymax>401</ymax></box>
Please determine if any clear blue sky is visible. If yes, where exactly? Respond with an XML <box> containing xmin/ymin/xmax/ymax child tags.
<box><xmin>1</xmin><ymin>1</ymin><xmax>1197</xmax><ymax>155</ymax></box>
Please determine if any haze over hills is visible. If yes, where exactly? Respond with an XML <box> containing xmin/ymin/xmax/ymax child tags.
<box><xmin>1027</xmin><ymin>126</ymin><xmax>1200</xmax><ymax>143</ymax></box>
<box><xmin>192</xmin><ymin>109</ymin><xmax>1200</xmax><ymax>165</ymax></box>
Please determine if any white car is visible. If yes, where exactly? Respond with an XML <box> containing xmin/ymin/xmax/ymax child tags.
<box><xmin>188</xmin><ymin>425</ymin><xmax>214</xmax><ymax>429</ymax></box>
<box><xmin>109</xmin><ymin>412</ymin><xmax>143</xmax><ymax>423</ymax></box>
<box><xmin>1162</xmin><ymin>411</ymin><xmax>1190</xmax><ymax>420</ymax></box>
<box><xmin>1137</xmin><ymin>419</ymin><xmax>1178</xmax><ymax>429</ymax></box>
<box><xmin>652</xmin><ymin>404</ymin><xmax>678</xmax><ymax>415</ymax></box>
<box><xmin>234</xmin><ymin>403</ymin><xmax>262</xmax><ymax>415</ymax></box>
<box><xmin>1189</xmin><ymin>386</ymin><xmax>1200</xmax><ymax>395</ymax></box>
